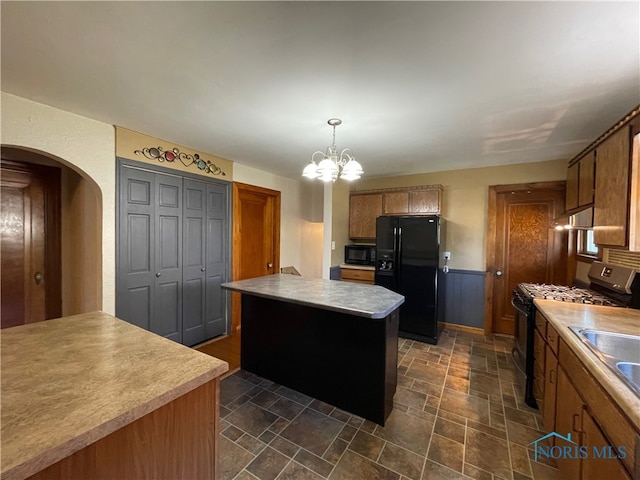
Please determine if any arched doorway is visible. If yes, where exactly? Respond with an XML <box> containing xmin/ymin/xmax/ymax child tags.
<box><xmin>1</xmin><ymin>146</ymin><xmax>103</xmax><ymax>327</ymax></box>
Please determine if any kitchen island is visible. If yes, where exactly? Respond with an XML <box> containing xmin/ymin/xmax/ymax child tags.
<box><xmin>222</xmin><ymin>274</ymin><xmax>404</xmax><ymax>425</ymax></box>
<box><xmin>1</xmin><ymin>312</ymin><xmax>228</xmax><ymax>480</ymax></box>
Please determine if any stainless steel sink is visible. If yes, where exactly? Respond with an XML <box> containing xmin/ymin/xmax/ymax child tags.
<box><xmin>616</xmin><ymin>362</ymin><xmax>640</xmax><ymax>388</ymax></box>
<box><xmin>574</xmin><ymin>329</ymin><xmax>640</xmax><ymax>363</ymax></box>
<box><xmin>569</xmin><ymin>327</ymin><xmax>640</xmax><ymax>397</ymax></box>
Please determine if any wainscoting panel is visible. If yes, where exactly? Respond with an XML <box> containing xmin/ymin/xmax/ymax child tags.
<box><xmin>443</xmin><ymin>269</ymin><xmax>486</xmax><ymax>328</ymax></box>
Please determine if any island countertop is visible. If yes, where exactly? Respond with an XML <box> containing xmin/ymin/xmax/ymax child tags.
<box><xmin>533</xmin><ymin>300</ymin><xmax>640</xmax><ymax>431</ymax></box>
<box><xmin>221</xmin><ymin>274</ymin><xmax>404</xmax><ymax>319</ymax></box>
<box><xmin>1</xmin><ymin>312</ymin><xmax>228</xmax><ymax>480</ymax></box>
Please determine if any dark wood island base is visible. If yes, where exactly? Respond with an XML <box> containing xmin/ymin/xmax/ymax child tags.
<box><xmin>241</xmin><ymin>294</ymin><xmax>399</xmax><ymax>426</ymax></box>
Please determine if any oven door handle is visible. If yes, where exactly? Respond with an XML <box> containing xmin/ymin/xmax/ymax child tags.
<box><xmin>511</xmin><ymin>347</ymin><xmax>526</xmax><ymax>375</ymax></box>
<box><xmin>511</xmin><ymin>297</ymin><xmax>530</xmax><ymax>317</ymax></box>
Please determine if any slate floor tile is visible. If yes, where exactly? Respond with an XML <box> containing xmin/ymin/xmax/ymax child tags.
<box><xmin>280</xmin><ymin>408</ymin><xmax>344</xmax><ymax>457</ymax></box>
<box><xmin>245</xmin><ymin>446</ymin><xmax>290</xmax><ymax>480</ymax></box>
<box><xmin>218</xmin><ymin>327</ymin><xmax>562</xmax><ymax>480</ymax></box>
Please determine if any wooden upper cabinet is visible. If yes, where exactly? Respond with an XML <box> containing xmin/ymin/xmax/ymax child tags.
<box><xmin>578</xmin><ymin>151</ymin><xmax>595</xmax><ymax>207</ymax></box>
<box><xmin>566</xmin><ymin>152</ymin><xmax>595</xmax><ymax>212</ymax></box>
<box><xmin>383</xmin><ymin>191</ymin><xmax>409</xmax><ymax>214</ymax></box>
<box><xmin>566</xmin><ymin>162</ymin><xmax>579</xmax><ymax>211</ymax></box>
<box><xmin>349</xmin><ymin>193</ymin><xmax>382</xmax><ymax>240</ymax></box>
<box><xmin>593</xmin><ymin>125</ymin><xmax>631</xmax><ymax>247</ymax></box>
<box><xmin>409</xmin><ymin>188</ymin><xmax>441</xmax><ymax>213</ymax></box>
<box><xmin>350</xmin><ymin>185</ymin><xmax>442</xmax><ymax>240</ymax></box>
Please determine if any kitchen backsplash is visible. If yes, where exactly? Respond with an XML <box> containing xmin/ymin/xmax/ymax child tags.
<box><xmin>605</xmin><ymin>248</ymin><xmax>640</xmax><ymax>270</ymax></box>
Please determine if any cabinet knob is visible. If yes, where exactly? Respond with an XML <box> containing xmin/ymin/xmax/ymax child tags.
<box><xmin>495</xmin><ymin>270</ymin><xmax>503</xmax><ymax>277</ymax></box>
<box><xmin>267</xmin><ymin>262</ymin><xmax>273</xmax><ymax>269</ymax></box>
<box><xmin>201</xmin><ymin>267</ymin><xmax>205</xmax><ymax>272</ymax></box>
<box><xmin>155</xmin><ymin>272</ymin><xmax>161</xmax><ymax>277</ymax></box>
<box><xmin>34</xmin><ymin>272</ymin><xmax>43</xmax><ymax>285</ymax></box>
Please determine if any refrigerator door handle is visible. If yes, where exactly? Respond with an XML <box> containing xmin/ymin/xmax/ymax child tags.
<box><xmin>397</xmin><ymin>226</ymin><xmax>402</xmax><ymax>285</ymax></box>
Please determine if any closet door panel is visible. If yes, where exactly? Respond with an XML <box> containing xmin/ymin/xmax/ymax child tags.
<box><xmin>205</xmin><ymin>184</ymin><xmax>227</xmax><ymax>338</ymax></box>
<box><xmin>117</xmin><ymin>167</ymin><xmax>155</xmax><ymax>331</ymax></box>
<box><xmin>154</xmin><ymin>175</ymin><xmax>183</xmax><ymax>343</ymax></box>
<box><xmin>182</xmin><ymin>180</ymin><xmax>207</xmax><ymax>346</ymax></box>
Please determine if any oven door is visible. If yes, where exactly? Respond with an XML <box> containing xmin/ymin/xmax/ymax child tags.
<box><xmin>511</xmin><ymin>292</ymin><xmax>538</xmax><ymax>408</ymax></box>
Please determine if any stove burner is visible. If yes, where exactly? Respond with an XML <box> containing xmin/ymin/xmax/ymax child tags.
<box><xmin>517</xmin><ymin>283</ymin><xmax>622</xmax><ymax>307</ymax></box>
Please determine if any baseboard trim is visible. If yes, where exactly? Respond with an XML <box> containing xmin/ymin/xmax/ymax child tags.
<box><xmin>441</xmin><ymin>322</ymin><xmax>485</xmax><ymax>336</ymax></box>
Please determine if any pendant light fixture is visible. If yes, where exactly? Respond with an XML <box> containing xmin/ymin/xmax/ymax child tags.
<box><xmin>302</xmin><ymin>118</ymin><xmax>363</xmax><ymax>182</ymax></box>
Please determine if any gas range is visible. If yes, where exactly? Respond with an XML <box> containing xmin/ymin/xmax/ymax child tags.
<box><xmin>514</xmin><ymin>261</ymin><xmax>639</xmax><ymax>310</ymax></box>
<box><xmin>516</xmin><ymin>283</ymin><xmax>622</xmax><ymax>307</ymax></box>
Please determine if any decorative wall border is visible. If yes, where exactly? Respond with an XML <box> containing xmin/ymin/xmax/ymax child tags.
<box><xmin>134</xmin><ymin>146</ymin><xmax>226</xmax><ymax>176</ymax></box>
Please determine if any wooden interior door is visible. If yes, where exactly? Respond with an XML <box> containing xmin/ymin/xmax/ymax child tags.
<box><xmin>1</xmin><ymin>159</ymin><xmax>61</xmax><ymax>328</ymax></box>
<box><xmin>485</xmin><ymin>182</ymin><xmax>567</xmax><ymax>335</ymax></box>
<box><xmin>231</xmin><ymin>182</ymin><xmax>280</xmax><ymax>333</ymax></box>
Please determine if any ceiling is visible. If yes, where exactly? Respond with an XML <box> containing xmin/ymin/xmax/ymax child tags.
<box><xmin>2</xmin><ymin>2</ymin><xmax>639</xmax><ymax>180</ymax></box>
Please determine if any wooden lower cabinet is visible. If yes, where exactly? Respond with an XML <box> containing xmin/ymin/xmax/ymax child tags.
<box><xmin>581</xmin><ymin>410</ymin><xmax>631</xmax><ymax>480</ymax></box>
<box><xmin>534</xmin><ymin>313</ymin><xmax>636</xmax><ymax>479</ymax></box>
<box><xmin>340</xmin><ymin>268</ymin><xmax>375</xmax><ymax>285</ymax></box>
<box><xmin>554</xmin><ymin>367</ymin><xmax>630</xmax><ymax>479</ymax></box>
<box><xmin>28</xmin><ymin>380</ymin><xmax>220</xmax><ymax>480</ymax></box>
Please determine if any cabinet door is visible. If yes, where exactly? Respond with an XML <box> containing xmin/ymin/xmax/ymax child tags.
<box><xmin>349</xmin><ymin>193</ymin><xmax>382</xmax><ymax>240</ymax></box>
<box><xmin>554</xmin><ymin>367</ymin><xmax>582</xmax><ymax>480</ymax></box>
<box><xmin>581</xmin><ymin>410</ymin><xmax>631</xmax><ymax>480</ymax></box>
<box><xmin>566</xmin><ymin>162</ymin><xmax>579</xmax><ymax>211</ymax></box>
<box><xmin>533</xmin><ymin>330</ymin><xmax>545</xmax><ymax>409</ymax></box>
<box><xmin>410</xmin><ymin>189</ymin><xmax>440</xmax><ymax>214</ymax></box>
<box><xmin>578</xmin><ymin>152</ymin><xmax>595</xmax><ymax>207</ymax></box>
<box><xmin>542</xmin><ymin>344</ymin><xmax>557</xmax><ymax>433</ymax></box>
<box><xmin>594</xmin><ymin>126</ymin><xmax>631</xmax><ymax>247</ymax></box>
<box><xmin>383</xmin><ymin>191</ymin><xmax>409</xmax><ymax>214</ymax></box>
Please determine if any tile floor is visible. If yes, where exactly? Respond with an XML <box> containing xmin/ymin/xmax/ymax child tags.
<box><xmin>218</xmin><ymin>329</ymin><xmax>562</xmax><ymax>480</ymax></box>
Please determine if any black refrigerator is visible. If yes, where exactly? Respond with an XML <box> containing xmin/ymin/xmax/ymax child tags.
<box><xmin>375</xmin><ymin>215</ymin><xmax>446</xmax><ymax>344</ymax></box>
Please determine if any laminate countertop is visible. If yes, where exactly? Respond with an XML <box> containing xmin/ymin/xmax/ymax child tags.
<box><xmin>222</xmin><ymin>274</ymin><xmax>404</xmax><ymax>319</ymax></box>
<box><xmin>0</xmin><ymin>312</ymin><xmax>228</xmax><ymax>480</ymax></box>
<box><xmin>533</xmin><ymin>300</ymin><xmax>640</xmax><ymax>430</ymax></box>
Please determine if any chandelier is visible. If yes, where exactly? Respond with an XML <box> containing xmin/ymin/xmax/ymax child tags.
<box><xmin>302</xmin><ymin>118</ymin><xmax>364</xmax><ymax>182</ymax></box>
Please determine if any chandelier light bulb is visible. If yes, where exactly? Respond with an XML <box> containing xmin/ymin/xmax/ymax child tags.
<box><xmin>302</xmin><ymin>118</ymin><xmax>363</xmax><ymax>182</ymax></box>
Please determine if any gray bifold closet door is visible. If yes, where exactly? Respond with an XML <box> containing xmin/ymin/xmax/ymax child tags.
<box><xmin>117</xmin><ymin>164</ymin><xmax>228</xmax><ymax>346</ymax></box>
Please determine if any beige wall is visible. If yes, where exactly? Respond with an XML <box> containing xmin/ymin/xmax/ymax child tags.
<box><xmin>348</xmin><ymin>159</ymin><xmax>567</xmax><ymax>271</ymax></box>
<box><xmin>331</xmin><ymin>180</ymin><xmax>352</xmax><ymax>267</ymax></box>
<box><xmin>233</xmin><ymin>163</ymin><xmax>324</xmax><ymax>278</ymax></box>
<box><xmin>1</xmin><ymin>92</ymin><xmax>116</xmax><ymax>314</ymax></box>
<box><xmin>115</xmin><ymin>127</ymin><xmax>234</xmax><ymax>180</ymax></box>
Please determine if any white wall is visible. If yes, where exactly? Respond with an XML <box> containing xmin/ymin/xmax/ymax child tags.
<box><xmin>1</xmin><ymin>92</ymin><xmax>117</xmax><ymax>314</ymax></box>
<box><xmin>232</xmin><ymin>163</ymin><xmax>324</xmax><ymax>278</ymax></box>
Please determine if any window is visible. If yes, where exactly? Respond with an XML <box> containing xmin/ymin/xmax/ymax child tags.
<box><xmin>578</xmin><ymin>229</ymin><xmax>598</xmax><ymax>257</ymax></box>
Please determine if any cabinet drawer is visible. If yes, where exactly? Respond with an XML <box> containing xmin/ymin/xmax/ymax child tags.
<box><xmin>546</xmin><ymin>323</ymin><xmax>559</xmax><ymax>355</ymax></box>
<box><xmin>341</xmin><ymin>268</ymin><xmax>375</xmax><ymax>283</ymax></box>
<box><xmin>535</xmin><ymin>311</ymin><xmax>547</xmax><ymax>337</ymax></box>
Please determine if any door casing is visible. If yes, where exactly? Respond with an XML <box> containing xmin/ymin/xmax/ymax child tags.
<box><xmin>484</xmin><ymin>181</ymin><xmax>567</xmax><ymax>335</ymax></box>
<box><xmin>231</xmin><ymin>182</ymin><xmax>281</xmax><ymax>333</ymax></box>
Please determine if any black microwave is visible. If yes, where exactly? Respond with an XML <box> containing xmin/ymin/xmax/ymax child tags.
<box><xmin>344</xmin><ymin>245</ymin><xmax>376</xmax><ymax>266</ymax></box>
